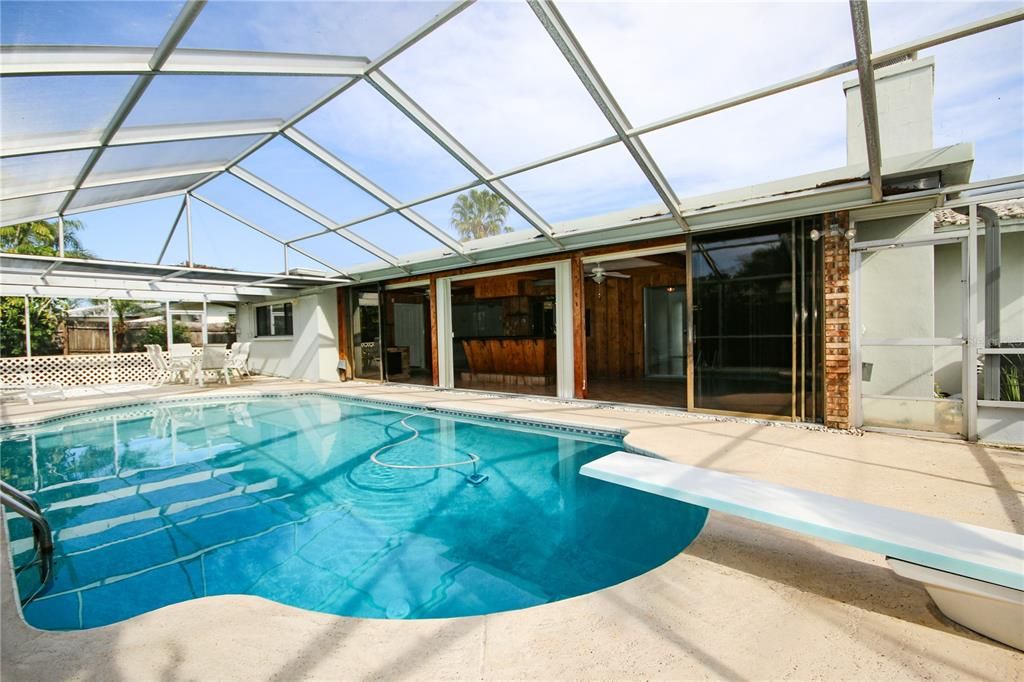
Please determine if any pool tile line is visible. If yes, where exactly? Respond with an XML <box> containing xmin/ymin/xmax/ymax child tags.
<box><xmin>0</xmin><ymin>391</ymin><xmax>628</xmax><ymax>444</ymax></box>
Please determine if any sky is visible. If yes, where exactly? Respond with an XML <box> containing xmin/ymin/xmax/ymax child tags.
<box><xmin>0</xmin><ymin>0</ymin><xmax>1021</xmax><ymax>274</ymax></box>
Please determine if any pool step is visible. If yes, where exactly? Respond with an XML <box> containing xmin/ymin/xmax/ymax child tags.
<box><xmin>7</xmin><ymin>465</ymin><xmax>274</xmax><ymax>558</ymax></box>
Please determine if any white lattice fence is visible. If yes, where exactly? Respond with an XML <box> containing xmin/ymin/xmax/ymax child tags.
<box><xmin>0</xmin><ymin>349</ymin><xmax>203</xmax><ymax>387</ymax></box>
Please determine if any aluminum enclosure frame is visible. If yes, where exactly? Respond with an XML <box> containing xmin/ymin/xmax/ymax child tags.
<box><xmin>0</xmin><ymin>1</ymin><xmax>1021</xmax><ymax>294</ymax></box>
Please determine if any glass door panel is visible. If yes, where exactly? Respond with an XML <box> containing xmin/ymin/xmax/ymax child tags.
<box><xmin>644</xmin><ymin>286</ymin><xmax>686</xmax><ymax>378</ymax></box>
<box><xmin>691</xmin><ymin>223</ymin><xmax>796</xmax><ymax>417</ymax></box>
<box><xmin>351</xmin><ymin>287</ymin><xmax>381</xmax><ymax>380</ymax></box>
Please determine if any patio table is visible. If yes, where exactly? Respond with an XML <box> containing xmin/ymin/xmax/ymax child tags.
<box><xmin>191</xmin><ymin>346</ymin><xmax>229</xmax><ymax>387</ymax></box>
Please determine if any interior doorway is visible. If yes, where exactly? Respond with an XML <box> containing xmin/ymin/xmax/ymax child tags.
<box><xmin>583</xmin><ymin>248</ymin><xmax>688</xmax><ymax>408</ymax></box>
<box><xmin>382</xmin><ymin>285</ymin><xmax>432</xmax><ymax>385</ymax></box>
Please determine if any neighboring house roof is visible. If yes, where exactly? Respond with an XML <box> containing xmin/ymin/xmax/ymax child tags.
<box><xmin>934</xmin><ymin>199</ymin><xmax>1024</xmax><ymax>226</ymax></box>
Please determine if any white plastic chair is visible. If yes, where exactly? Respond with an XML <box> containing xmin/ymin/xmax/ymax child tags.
<box><xmin>196</xmin><ymin>345</ymin><xmax>230</xmax><ymax>386</ymax></box>
<box><xmin>0</xmin><ymin>373</ymin><xmax>64</xmax><ymax>405</ymax></box>
<box><xmin>227</xmin><ymin>342</ymin><xmax>251</xmax><ymax>379</ymax></box>
<box><xmin>145</xmin><ymin>344</ymin><xmax>174</xmax><ymax>386</ymax></box>
<box><xmin>168</xmin><ymin>343</ymin><xmax>197</xmax><ymax>383</ymax></box>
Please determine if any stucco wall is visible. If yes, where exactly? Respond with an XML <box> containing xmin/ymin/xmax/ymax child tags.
<box><xmin>237</xmin><ymin>290</ymin><xmax>340</xmax><ymax>383</ymax></box>
<box><xmin>845</xmin><ymin>58</ymin><xmax>934</xmax><ymax>164</ymax></box>
<box><xmin>857</xmin><ymin>213</ymin><xmax>936</xmax><ymax>400</ymax></box>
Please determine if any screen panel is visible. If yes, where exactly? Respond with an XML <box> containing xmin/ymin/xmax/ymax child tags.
<box><xmin>0</xmin><ymin>150</ymin><xmax>91</xmax><ymax>200</ymax></box>
<box><xmin>383</xmin><ymin>0</ymin><xmax>614</xmax><ymax>172</ymax></box>
<box><xmin>0</xmin><ymin>192</ymin><xmax>68</xmax><ymax>226</ymax></box>
<box><xmin>89</xmin><ymin>136</ymin><xmax>263</xmax><ymax>185</ymax></box>
<box><xmin>0</xmin><ymin>0</ymin><xmax>183</xmax><ymax>47</ymax></box>
<box><xmin>68</xmin><ymin>174</ymin><xmax>207</xmax><ymax>212</ymax></box>
<box><xmin>0</xmin><ymin>75</ymin><xmax>136</xmax><ymax>154</ymax></box>
<box><xmin>239</xmin><ymin>137</ymin><xmax>386</xmax><ymax>225</ymax></box>
<box><xmin>295</xmin><ymin>80</ymin><xmax>476</xmax><ymax>202</ymax></box>
<box><xmin>179</xmin><ymin>1</ymin><xmax>449</xmax><ymax>60</ymax></box>
<box><xmin>121</xmin><ymin>75</ymin><xmax>347</xmax><ymax>129</ymax></box>
<box><xmin>501</xmin><ymin>143</ymin><xmax>665</xmax><ymax>228</ymax></box>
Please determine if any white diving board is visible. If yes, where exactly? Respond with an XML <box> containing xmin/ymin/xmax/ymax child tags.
<box><xmin>581</xmin><ymin>451</ymin><xmax>1024</xmax><ymax>650</ymax></box>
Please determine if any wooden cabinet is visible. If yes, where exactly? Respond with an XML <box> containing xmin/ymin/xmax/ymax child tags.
<box><xmin>460</xmin><ymin>338</ymin><xmax>556</xmax><ymax>385</ymax></box>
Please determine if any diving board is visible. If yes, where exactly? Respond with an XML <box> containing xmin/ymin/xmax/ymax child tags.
<box><xmin>581</xmin><ymin>451</ymin><xmax>1024</xmax><ymax>650</ymax></box>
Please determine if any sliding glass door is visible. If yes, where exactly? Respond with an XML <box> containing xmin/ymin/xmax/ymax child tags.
<box><xmin>689</xmin><ymin>220</ymin><xmax>823</xmax><ymax>420</ymax></box>
<box><xmin>350</xmin><ymin>286</ymin><xmax>382</xmax><ymax>380</ymax></box>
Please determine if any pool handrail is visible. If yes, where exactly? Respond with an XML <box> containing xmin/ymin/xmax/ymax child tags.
<box><xmin>0</xmin><ymin>479</ymin><xmax>54</xmax><ymax>597</ymax></box>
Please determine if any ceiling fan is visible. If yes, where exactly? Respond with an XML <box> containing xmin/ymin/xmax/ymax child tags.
<box><xmin>587</xmin><ymin>263</ymin><xmax>631</xmax><ymax>284</ymax></box>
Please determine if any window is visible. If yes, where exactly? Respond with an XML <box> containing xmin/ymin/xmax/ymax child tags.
<box><xmin>256</xmin><ymin>302</ymin><xmax>293</xmax><ymax>337</ymax></box>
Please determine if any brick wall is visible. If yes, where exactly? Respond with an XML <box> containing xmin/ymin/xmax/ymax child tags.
<box><xmin>823</xmin><ymin>211</ymin><xmax>852</xmax><ymax>429</ymax></box>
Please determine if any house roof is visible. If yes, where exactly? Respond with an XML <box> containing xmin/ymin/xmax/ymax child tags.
<box><xmin>934</xmin><ymin>198</ymin><xmax>1024</xmax><ymax>226</ymax></box>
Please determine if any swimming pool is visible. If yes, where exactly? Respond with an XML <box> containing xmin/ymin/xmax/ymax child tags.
<box><xmin>1</xmin><ymin>394</ymin><xmax>707</xmax><ymax>629</ymax></box>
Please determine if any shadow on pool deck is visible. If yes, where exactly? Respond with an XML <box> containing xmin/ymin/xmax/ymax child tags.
<box><xmin>2</xmin><ymin>380</ymin><xmax>1022</xmax><ymax>680</ymax></box>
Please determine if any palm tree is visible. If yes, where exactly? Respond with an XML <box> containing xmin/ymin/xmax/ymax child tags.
<box><xmin>450</xmin><ymin>189</ymin><xmax>512</xmax><ymax>241</ymax></box>
<box><xmin>111</xmin><ymin>300</ymin><xmax>145</xmax><ymax>352</ymax></box>
<box><xmin>0</xmin><ymin>218</ymin><xmax>90</xmax><ymax>257</ymax></box>
<box><xmin>1</xmin><ymin>219</ymin><xmax>90</xmax><ymax>357</ymax></box>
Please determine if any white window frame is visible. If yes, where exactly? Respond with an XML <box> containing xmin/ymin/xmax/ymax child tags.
<box><xmin>254</xmin><ymin>300</ymin><xmax>295</xmax><ymax>339</ymax></box>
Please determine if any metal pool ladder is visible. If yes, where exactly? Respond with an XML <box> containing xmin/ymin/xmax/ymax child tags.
<box><xmin>0</xmin><ymin>479</ymin><xmax>54</xmax><ymax>605</ymax></box>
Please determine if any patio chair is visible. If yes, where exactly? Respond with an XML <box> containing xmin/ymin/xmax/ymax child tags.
<box><xmin>145</xmin><ymin>345</ymin><xmax>176</xmax><ymax>386</ymax></box>
<box><xmin>168</xmin><ymin>343</ymin><xmax>198</xmax><ymax>384</ymax></box>
<box><xmin>194</xmin><ymin>345</ymin><xmax>231</xmax><ymax>386</ymax></box>
<box><xmin>0</xmin><ymin>373</ymin><xmax>65</xmax><ymax>405</ymax></box>
<box><xmin>227</xmin><ymin>342</ymin><xmax>252</xmax><ymax>379</ymax></box>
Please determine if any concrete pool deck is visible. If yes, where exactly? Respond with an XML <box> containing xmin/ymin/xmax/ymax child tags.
<box><xmin>2</xmin><ymin>379</ymin><xmax>1022</xmax><ymax>680</ymax></box>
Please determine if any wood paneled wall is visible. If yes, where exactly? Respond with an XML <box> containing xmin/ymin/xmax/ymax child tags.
<box><xmin>336</xmin><ymin>288</ymin><xmax>351</xmax><ymax>380</ymax></box>
<box><xmin>585</xmin><ymin>263</ymin><xmax>686</xmax><ymax>380</ymax></box>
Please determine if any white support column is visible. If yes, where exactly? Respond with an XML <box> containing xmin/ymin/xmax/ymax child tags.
<box><xmin>435</xmin><ymin>278</ymin><xmax>454</xmax><ymax>389</ymax></box>
<box><xmin>283</xmin><ymin>244</ymin><xmax>289</xmax><ymax>275</ymax></box>
<box><xmin>23</xmin><ymin>296</ymin><xmax>32</xmax><ymax>383</ymax></box>
<box><xmin>960</xmin><ymin>233</ymin><xmax>972</xmax><ymax>440</ymax></box>
<box><xmin>554</xmin><ymin>259</ymin><xmax>575</xmax><ymax>399</ymax></box>
<box><xmin>57</xmin><ymin>215</ymin><xmax>65</xmax><ymax>257</ymax></box>
<box><xmin>966</xmin><ymin>204</ymin><xmax>979</xmax><ymax>441</ymax></box>
<box><xmin>107</xmin><ymin>298</ymin><xmax>115</xmax><ymax>383</ymax></box>
<box><xmin>185</xmin><ymin>193</ymin><xmax>194</xmax><ymax>267</ymax></box>
<box><xmin>165</xmin><ymin>300</ymin><xmax>173</xmax><ymax>350</ymax></box>
<box><xmin>849</xmin><ymin>246</ymin><xmax>863</xmax><ymax>428</ymax></box>
<box><xmin>201</xmin><ymin>299</ymin><xmax>209</xmax><ymax>346</ymax></box>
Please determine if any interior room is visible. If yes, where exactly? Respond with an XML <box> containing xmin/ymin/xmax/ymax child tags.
<box><xmin>450</xmin><ymin>268</ymin><xmax>557</xmax><ymax>396</ymax></box>
<box><xmin>382</xmin><ymin>285</ymin><xmax>432</xmax><ymax>385</ymax></box>
<box><xmin>583</xmin><ymin>248</ymin><xmax>688</xmax><ymax>407</ymax></box>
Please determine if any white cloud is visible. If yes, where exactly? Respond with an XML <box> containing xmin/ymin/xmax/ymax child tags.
<box><xmin>190</xmin><ymin>0</ymin><xmax>1024</xmax><ymax>230</ymax></box>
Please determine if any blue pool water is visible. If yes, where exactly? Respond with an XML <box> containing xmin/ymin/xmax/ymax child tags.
<box><xmin>1</xmin><ymin>395</ymin><xmax>707</xmax><ymax>629</ymax></box>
